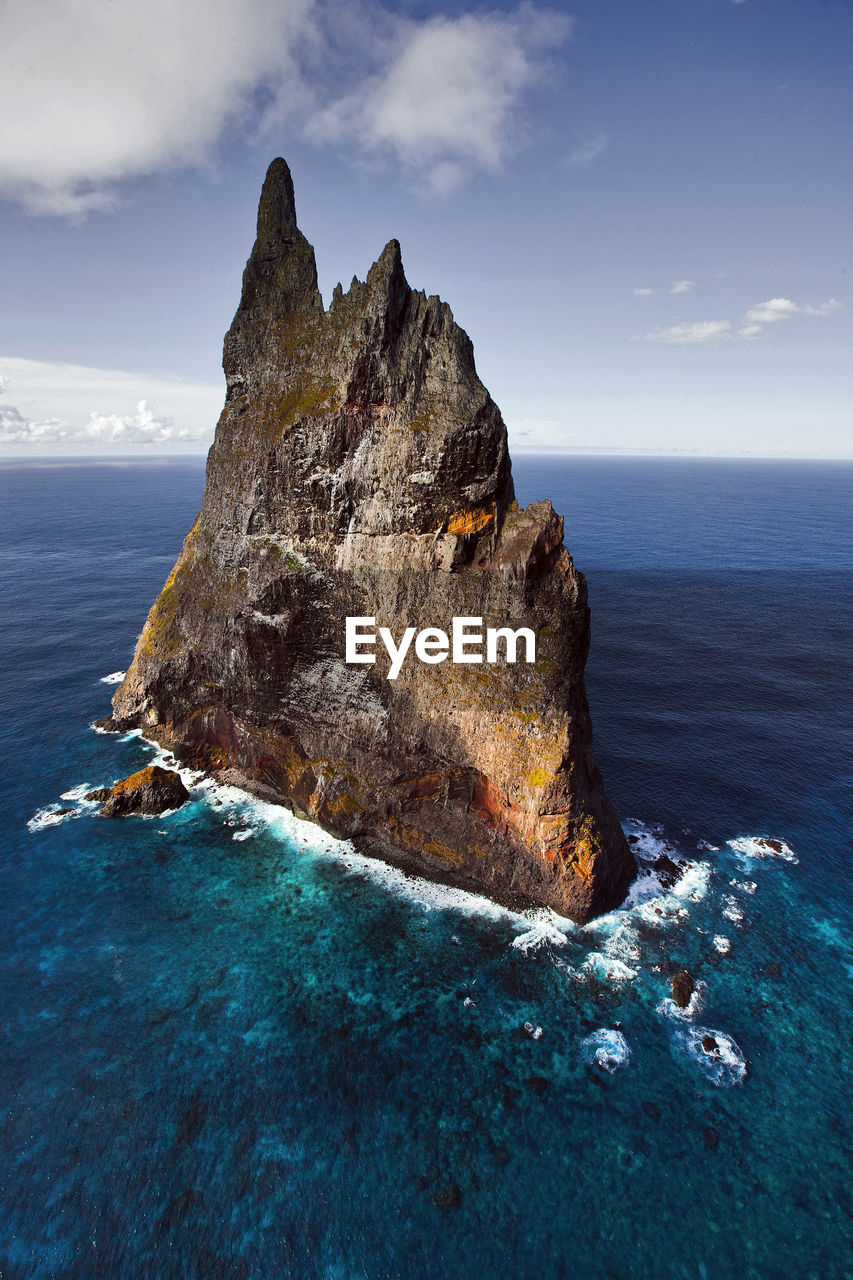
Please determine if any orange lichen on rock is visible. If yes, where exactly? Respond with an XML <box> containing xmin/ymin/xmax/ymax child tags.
<box><xmin>99</xmin><ymin>765</ymin><xmax>190</xmax><ymax>818</ymax></box>
<box><xmin>446</xmin><ymin>504</ymin><xmax>495</xmax><ymax>537</ymax></box>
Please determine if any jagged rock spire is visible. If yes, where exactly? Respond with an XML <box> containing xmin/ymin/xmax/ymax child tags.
<box><xmin>113</xmin><ymin>159</ymin><xmax>635</xmax><ymax>924</ymax></box>
<box><xmin>255</xmin><ymin>157</ymin><xmax>299</xmax><ymax>244</ymax></box>
<box><xmin>223</xmin><ymin>159</ymin><xmax>323</xmax><ymax>384</ymax></box>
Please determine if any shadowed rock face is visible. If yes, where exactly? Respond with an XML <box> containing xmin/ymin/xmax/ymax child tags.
<box><xmin>112</xmin><ymin>157</ymin><xmax>635</xmax><ymax>922</ymax></box>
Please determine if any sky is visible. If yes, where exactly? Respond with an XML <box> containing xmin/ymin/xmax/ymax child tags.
<box><xmin>0</xmin><ymin>0</ymin><xmax>850</xmax><ymax>457</ymax></box>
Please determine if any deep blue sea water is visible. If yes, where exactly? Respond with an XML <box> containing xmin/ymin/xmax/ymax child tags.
<box><xmin>1</xmin><ymin>456</ymin><xmax>851</xmax><ymax>1280</ymax></box>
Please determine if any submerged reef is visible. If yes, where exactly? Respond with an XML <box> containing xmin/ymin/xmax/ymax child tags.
<box><xmin>111</xmin><ymin>158</ymin><xmax>634</xmax><ymax>922</ymax></box>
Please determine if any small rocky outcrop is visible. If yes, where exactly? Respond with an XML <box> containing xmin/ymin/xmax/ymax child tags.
<box><xmin>672</xmin><ymin>970</ymin><xmax>695</xmax><ymax>1009</ymax></box>
<box><xmin>111</xmin><ymin>158</ymin><xmax>634</xmax><ymax>922</ymax></box>
<box><xmin>85</xmin><ymin>787</ymin><xmax>112</xmax><ymax>803</ymax></box>
<box><xmin>99</xmin><ymin>766</ymin><xmax>190</xmax><ymax>817</ymax></box>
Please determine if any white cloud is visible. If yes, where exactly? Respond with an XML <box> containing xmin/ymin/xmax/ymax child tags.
<box><xmin>743</xmin><ymin>297</ymin><xmax>800</xmax><ymax>324</ymax></box>
<box><xmin>564</xmin><ymin>134</ymin><xmax>607</xmax><ymax>170</ymax></box>
<box><xmin>633</xmin><ymin>287</ymin><xmax>654</xmax><ymax>296</ymax></box>
<box><xmin>743</xmin><ymin>296</ymin><xmax>843</xmax><ymax>324</ymax></box>
<box><xmin>634</xmin><ymin>320</ymin><xmax>732</xmax><ymax>345</ymax></box>
<box><xmin>0</xmin><ymin>398</ymin><xmax>71</xmax><ymax>445</ymax></box>
<box><xmin>82</xmin><ymin>400</ymin><xmax>207</xmax><ymax>445</ymax></box>
<box><xmin>633</xmin><ymin>295</ymin><xmax>844</xmax><ymax>349</ymax></box>
<box><xmin>803</xmin><ymin>298</ymin><xmax>843</xmax><ymax>317</ymax></box>
<box><xmin>0</xmin><ymin>0</ymin><xmax>571</xmax><ymax>213</ymax></box>
<box><xmin>0</xmin><ymin>392</ymin><xmax>209</xmax><ymax>449</ymax></box>
<box><xmin>0</xmin><ymin>0</ymin><xmax>315</xmax><ymax>214</ymax></box>
<box><xmin>670</xmin><ymin>280</ymin><xmax>694</xmax><ymax>294</ymax></box>
<box><xmin>308</xmin><ymin>6</ymin><xmax>572</xmax><ymax>194</ymax></box>
<box><xmin>0</xmin><ymin>357</ymin><xmax>219</xmax><ymax>451</ymax></box>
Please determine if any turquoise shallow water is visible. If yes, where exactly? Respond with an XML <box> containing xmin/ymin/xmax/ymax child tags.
<box><xmin>2</xmin><ymin>458</ymin><xmax>852</xmax><ymax>1279</ymax></box>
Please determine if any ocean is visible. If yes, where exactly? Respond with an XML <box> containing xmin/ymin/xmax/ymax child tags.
<box><xmin>1</xmin><ymin>455</ymin><xmax>851</xmax><ymax>1280</ymax></box>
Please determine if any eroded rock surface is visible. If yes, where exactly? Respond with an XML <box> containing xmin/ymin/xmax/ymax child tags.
<box><xmin>112</xmin><ymin>158</ymin><xmax>634</xmax><ymax>922</ymax></box>
<box><xmin>99</xmin><ymin>766</ymin><xmax>190</xmax><ymax>818</ymax></box>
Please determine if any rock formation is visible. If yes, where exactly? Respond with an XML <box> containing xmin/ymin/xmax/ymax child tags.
<box><xmin>111</xmin><ymin>157</ymin><xmax>634</xmax><ymax>922</ymax></box>
<box><xmin>97</xmin><ymin>765</ymin><xmax>190</xmax><ymax>817</ymax></box>
<box><xmin>672</xmin><ymin>970</ymin><xmax>695</xmax><ymax>1009</ymax></box>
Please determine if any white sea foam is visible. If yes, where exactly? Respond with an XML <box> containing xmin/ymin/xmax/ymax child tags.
<box><xmin>134</xmin><ymin>746</ymin><xmax>539</xmax><ymax>928</ymax></box>
<box><xmin>619</xmin><ymin>820</ymin><xmax>708</xmax><ymax>913</ymax></box>
<box><xmin>657</xmin><ymin>982</ymin><xmax>705</xmax><ymax>1022</ymax></box>
<box><xmin>82</xmin><ymin>730</ymin><xmax>773</xmax><ymax>979</ymax></box>
<box><xmin>27</xmin><ymin>805</ymin><xmax>77</xmax><ymax>831</ymax></box>
<box><xmin>676</xmin><ymin>1026</ymin><xmax>747</xmax><ymax>1087</ymax></box>
<box><xmin>671</xmin><ymin>861</ymin><xmax>711</xmax><ymax>903</ymax></box>
<box><xmin>511</xmin><ymin>913</ymin><xmax>570</xmax><ymax>953</ymax></box>
<box><xmin>722</xmin><ymin>895</ymin><xmax>745</xmax><ymax>926</ymax></box>
<box><xmin>583</xmin><ymin>953</ymin><xmax>638</xmax><ymax>984</ymax></box>
<box><xmin>59</xmin><ymin>783</ymin><xmax>102</xmax><ymax>804</ymax></box>
<box><xmin>622</xmin><ymin>866</ymin><xmax>668</xmax><ymax>909</ymax></box>
<box><xmin>100</xmin><ymin>671</ymin><xmax>126</xmax><ymax>685</ymax></box>
<box><xmin>713</xmin><ymin>935</ymin><xmax>732</xmax><ymax>955</ymax></box>
<box><xmin>728</xmin><ymin>835</ymin><xmax>798</xmax><ymax>867</ymax></box>
<box><xmin>581</xmin><ymin>1028</ymin><xmax>631</xmax><ymax>1073</ymax></box>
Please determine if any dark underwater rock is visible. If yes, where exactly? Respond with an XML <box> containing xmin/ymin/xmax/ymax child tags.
<box><xmin>99</xmin><ymin>765</ymin><xmax>190</xmax><ymax>817</ymax></box>
<box><xmin>159</xmin><ymin>1188</ymin><xmax>200</xmax><ymax>1231</ymax></box>
<box><xmin>110</xmin><ymin>157</ymin><xmax>634</xmax><ymax>924</ymax></box>
<box><xmin>432</xmin><ymin>1182</ymin><xmax>462</xmax><ymax>1211</ymax></box>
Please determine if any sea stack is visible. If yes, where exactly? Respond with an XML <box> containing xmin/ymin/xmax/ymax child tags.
<box><xmin>112</xmin><ymin>158</ymin><xmax>635</xmax><ymax>922</ymax></box>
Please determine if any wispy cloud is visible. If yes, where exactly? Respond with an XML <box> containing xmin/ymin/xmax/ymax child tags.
<box><xmin>634</xmin><ymin>294</ymin><xmax>844</xmax><ymax>348</ymax></box>
<box><xmin>670</xmin><ymin>280</ymin><xmax>694</xmax><ymax>295</ymax></box>
<box><xmin>633</xmin><ymin>320</ymin><xmax>731</xmax><ymax>345</ymax></box>
<box><xmin>743</xmin><ymin>296</ymin><xmax>842</xmax><ymax>324</ymax></box>
<box><xmin>0</xmin><ymin>357</ymin><xmax>219</xmax><ymax>450</ymax></box>
<box><xmin>564</xmin><ymin>134</ymin><xmax>607</xmax><ymax>170</ymax></box>
<box><xmin>633</xmin><ymin>287</ymin><xmax>654</xmax><ymax>297</ymax></box>
<box><xmin>308</xmin><ymin>7</ymin><xmax>572</xmax><ymax>195</ymax></box>
<box><xmin>804</xmin><ymin>298</ymin><xmax>843</xmax><ymax>317</ymax></box>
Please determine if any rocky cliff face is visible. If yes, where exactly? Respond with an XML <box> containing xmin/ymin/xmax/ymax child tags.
<box><xmin>112</xmin><ymin>158</ymin><xmax>635</xmax><ymax>922</ymax></box>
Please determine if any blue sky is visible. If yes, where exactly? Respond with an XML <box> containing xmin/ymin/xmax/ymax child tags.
<box><xmin>1</xmin><ymin>0</ymin><xmax>850</xmax><ymax>456</ymax></box>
